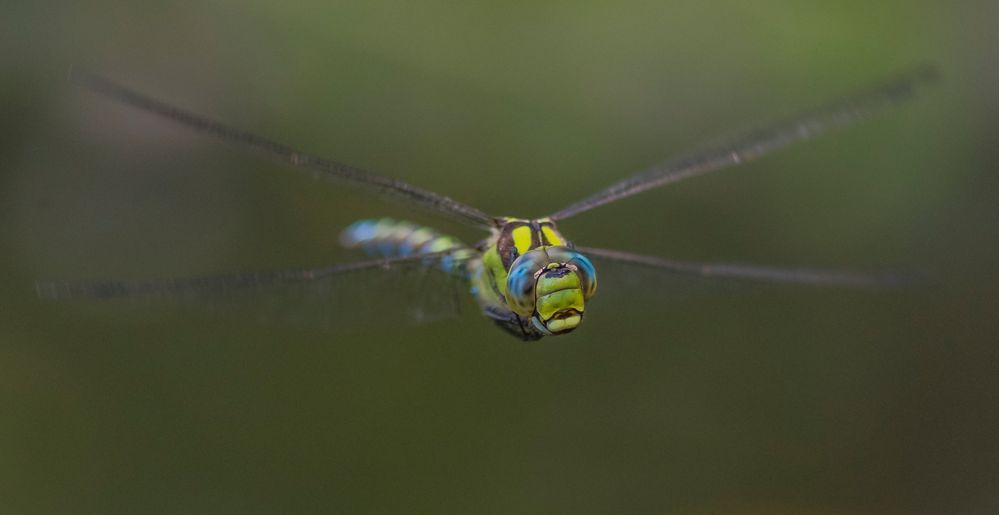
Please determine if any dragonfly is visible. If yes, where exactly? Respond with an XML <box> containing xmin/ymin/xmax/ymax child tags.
<box><xmin>37</xmin><ymin>66</ymin><xmax>936</xmax><ymax>340</ymax></box>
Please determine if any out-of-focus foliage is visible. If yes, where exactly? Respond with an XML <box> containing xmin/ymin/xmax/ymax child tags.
<box><xmin>2</xmin><ymin>1</ymin><xmax>997</xmax><ymax>514</ymax></box>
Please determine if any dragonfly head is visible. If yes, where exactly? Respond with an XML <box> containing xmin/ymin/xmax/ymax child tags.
<box><xmin>506</xmin><ymin>246</ymin><xmax>597</xmax><ymax>336</ymax></box>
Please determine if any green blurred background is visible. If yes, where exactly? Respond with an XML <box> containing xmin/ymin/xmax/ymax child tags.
<box><xmin>2</xmin><ymin>1</ymin><xmax>997</xmax><ymax>513</ymax></box>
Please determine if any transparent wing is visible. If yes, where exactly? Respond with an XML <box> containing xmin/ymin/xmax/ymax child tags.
<box><xmin>70</xmin><ymin>68</ymin><xmax>497</xmax><ymax>230</ymax></box>
<box><xmin>36</xmin><ymin>252</ymin><xmax>476</xmax><ymax>331</ymax></box>
<box><xmin>549</xmin><ymin>66</ymin><xmax>937</xmax><ymax>221</ymax></box>
<box><xmin>579</xmin><ymin>246</ymin><xmax>912</xmax><ymax>288</ymax></box>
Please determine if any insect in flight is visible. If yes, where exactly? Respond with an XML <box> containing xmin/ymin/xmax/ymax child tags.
<box><xmin>37</xmin><ymin>67</ymin><xmax>936</xmax><ymax>340</ymax></box>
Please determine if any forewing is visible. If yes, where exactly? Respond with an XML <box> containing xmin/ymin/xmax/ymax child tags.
<box><xmin>549</xmin><ymin>66</ymin><xmax>937</xmax><ymax>221</ymax></box>
<box><xmin>70</xmin><ymin>69</ymin><xmax>496</xmax><ymax>229</ymax></box>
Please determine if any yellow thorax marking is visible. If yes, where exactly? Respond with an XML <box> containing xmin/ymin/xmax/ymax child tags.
<box><xmin>511</xmin><ymin>226</ymin><xmax>533</xmax><ymax>256</ymax></box>
<box><xmin>541</xmin><ymin>226</ymin><xmax>563</xmax><ymax>246</ymax></box>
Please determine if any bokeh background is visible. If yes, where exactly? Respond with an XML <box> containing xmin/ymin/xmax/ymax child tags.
<box><xmin>2</xmin><ymin>1</ymin><xmax>997</xmax><ymax>513</ymax></box>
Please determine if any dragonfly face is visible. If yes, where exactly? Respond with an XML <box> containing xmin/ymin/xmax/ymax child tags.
<box><xmin>506</xmin><ymin>246</ymin><xmax>597</xmax><ymax>336</ymax></box>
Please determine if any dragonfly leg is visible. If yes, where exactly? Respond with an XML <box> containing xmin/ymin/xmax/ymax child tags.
<box><xmin>482</xmin><ymin>306</ymin><xmax>544</xmax><ymax>341</ymax></box>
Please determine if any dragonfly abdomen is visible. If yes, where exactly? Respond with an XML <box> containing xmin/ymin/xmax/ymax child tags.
<box><xmin>339</xmin><ymin>218</ymin><xmax>472</xmax><ymax>271</ymax></box>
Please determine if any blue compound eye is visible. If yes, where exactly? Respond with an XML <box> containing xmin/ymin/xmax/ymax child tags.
<box><xmin>544</xmin><ymin>247</ymin><xmax>597</xmax><ymax>300</ymax></box>
<box><xmin>505</xmin><ymin>248</ymin><xmax>550</xmax><ymax>317</ymax></box>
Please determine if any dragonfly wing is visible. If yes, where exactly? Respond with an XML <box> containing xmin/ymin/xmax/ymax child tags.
<box><xmin>70</xmin><ymin>69</ymin><xmax>497</xmax><ymax>230</ymax></box>
<box><xmin>549</xmin><ymin>66</ymin><xmax>937</xmax><ymax>221</ymax></box>
<box><xmin>579</xmin><ymin>246</ymin><xmax>913</xmax><ymax>288</ymax></box>
<box><xmin>36</xmin><ymin>252</ymin><xmax>475</xmax><ymax>332</ymax></box>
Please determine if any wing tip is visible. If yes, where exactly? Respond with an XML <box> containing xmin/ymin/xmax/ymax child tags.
<box><xmin>67</xmin><ymin>65</ymin><xmax>101</xmax><ymax>89</ymax></box>
<box><xmin>882</xmin><ymin>63</ymin><xmax>940</xmax><ymax>102</ymax></box>
<box><xmin>35</xmin><ymin>279</ymin><xmax>116</xmax><ymax>300</ymax></box>
<box><xmin>907</xmin><ymin>63</ymin><xmax>941</xmax><ymax>83</ymax></box>
<box><xmin>34</xmin><ymin>280</ymin><xmax>60</xmax><ymax>300</ymax></box>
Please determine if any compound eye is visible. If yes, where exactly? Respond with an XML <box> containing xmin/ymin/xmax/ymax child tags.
<box><xmin>544</xmin><ymin>247</ymin><xmax>597</xmax><ymax>300</ymax></box>
<box><xmin>505</xmin><ymin>248</ymin><xmax>551</xmax><ymax>316</ymax></box>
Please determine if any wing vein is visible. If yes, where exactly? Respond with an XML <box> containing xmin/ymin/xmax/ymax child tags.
<box><xmin>71</xmin><ymin>69</ymin><xmax>496</xmax><ymax>229</ymax></box>
<box><xmin>35</xmin><ymin>251</ymin><xmax>467</xmax><ymax>300</ymax></box>
<box><xmin>578</xmin><ymin>246</ymin><xmax>911</xmax><ymax>287</ymax></box>
<box><xmin>549</xmin><ymin>66</ymin><xmax>937</xmax><ymax>221</ymax></box>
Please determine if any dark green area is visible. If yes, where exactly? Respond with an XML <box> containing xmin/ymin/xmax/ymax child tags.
<box><xmin>2</xmin><ymin>1</ymin><xmax>997</xmax><ymax>513</ymax></box>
